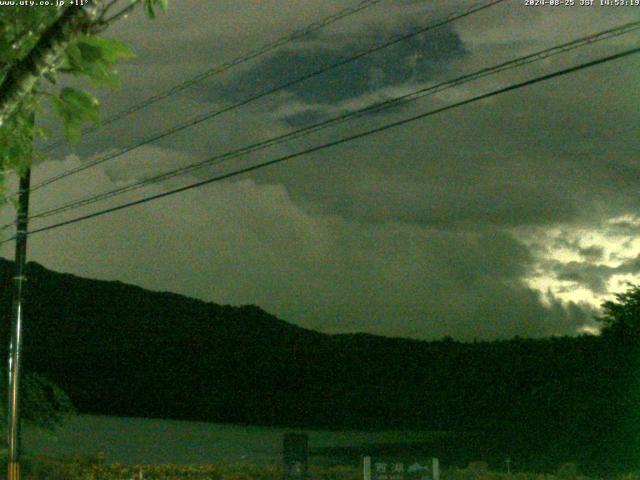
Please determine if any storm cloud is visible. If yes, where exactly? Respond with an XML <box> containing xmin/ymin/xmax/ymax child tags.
<box><xmin>3</xmin><ymin>0</ymin><xmax>639</xmax><ymax>340</ymax></box>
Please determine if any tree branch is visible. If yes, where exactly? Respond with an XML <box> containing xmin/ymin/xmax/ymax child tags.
<box><xmin>101</xmin><ymin>0</ymin><xmax>142</xmax><ymax>27</ymax></box>
<box><xmin>99</xmin><ymin>0</ymin><xmax>124</xmax><ymax>21</ymax></box>
<box><xmin>0</xmin><ymin>3</ymin><xmax>97</xmax><ymax>127</ymax></box>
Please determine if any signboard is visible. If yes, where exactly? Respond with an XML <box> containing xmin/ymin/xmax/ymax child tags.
<box><xmin>364</xmin><ymin>457</ymin><xmax>439</xmax><ymax>480</ymax></box>
<box><xmin>283</xmin><ymin>433</ymin><xmax>308</xmax><ymax>480</ymax></box>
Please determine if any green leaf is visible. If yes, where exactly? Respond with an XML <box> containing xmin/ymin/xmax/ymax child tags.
<box><xmin>64</xmin><ymin>43</ymin><xmax>84</xmax><ymax>71</ymax></box>
<box><xmin>60</xmin><ymin>88</ymin><xmax>100</xmax><ymax>120</ymax></box>
<box><xmin>77</xmin><ymin>42</ymin><xmax>103</xmax><ymax>63</ymax></box>
<box><xmin>80</xmin><ymin>60</ymin><xmax>121</xmax><ymax>88</ymax></box>
<box><xmin>77</xmin><ymin>35</ymin><xmax>135</xmax><ymax>63</ymax></box>
<box><xmin>51</xmin><ymin>88</ymin><xmax>100</xmax><ymax>144</ymax></box>
<box><xmin>0</xmin><ymin>106</ymin><xmax>37</xmax><ymax>176</ymax></box>
<box><xmin>62</xmin><ymin>36</ymin><xmax>134</xmax><ymax>89</ymax></box>
<box><xmin>142</xmin><ymin>0</ymin><xmax>169</xmax><ymax>18</ymax></box>
<box><xmin>144</xmin><ymin>0</ymin><xmax>156</xmax><ymax>18</ymax></box>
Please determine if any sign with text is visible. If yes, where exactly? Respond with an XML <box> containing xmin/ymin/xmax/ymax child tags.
<box><xmin>363</xmin><ymin>457</ymin><xmax>439</xmax><ymax>480</ymax></box>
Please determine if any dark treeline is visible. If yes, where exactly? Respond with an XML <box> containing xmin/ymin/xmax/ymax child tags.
<box><xmin>0</xmin><ymin>259</ymin><xmax>638</xmax><ymax>473</ymax></box>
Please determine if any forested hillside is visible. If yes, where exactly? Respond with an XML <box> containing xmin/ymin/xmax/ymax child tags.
<box><xmin>0</xmin><ymin>259</ymin><xmax>638</xmax><ymax>473</ymax></box>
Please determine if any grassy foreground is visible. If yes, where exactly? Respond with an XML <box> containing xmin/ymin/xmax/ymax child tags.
<box><xmin>3</xmin><ymin>458</ymin><xmax>638</xmax><ymax>480</ymax></box>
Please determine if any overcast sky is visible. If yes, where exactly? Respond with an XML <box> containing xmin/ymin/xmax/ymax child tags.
<box><xmin>1</xmin><ymin>0</ymin><xmax>639</xmax><ymax>340</ymax></box>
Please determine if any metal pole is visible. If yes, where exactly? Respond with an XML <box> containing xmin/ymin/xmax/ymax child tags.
<box><xmin>7</xmin><ymin>168</ymin><xmax>31</xmax><ymax>480</ymax></box>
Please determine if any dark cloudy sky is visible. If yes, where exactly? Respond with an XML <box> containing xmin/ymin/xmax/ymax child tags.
<box><xmin>1</xmin><ymin>0</ymin><xmax>639</xmax><ymax>340</ymax></box>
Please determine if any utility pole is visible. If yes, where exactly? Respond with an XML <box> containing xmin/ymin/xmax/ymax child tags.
<box><xmin>6</xmin><ymin>166</ymin><xmax>31</xmax><ymax>480</ymax></box>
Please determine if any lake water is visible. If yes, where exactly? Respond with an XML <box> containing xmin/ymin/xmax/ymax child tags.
<box><xmin>22</xmin><ymin>415</ymin><xmax>437</xmax><ymax>465</ymax></box>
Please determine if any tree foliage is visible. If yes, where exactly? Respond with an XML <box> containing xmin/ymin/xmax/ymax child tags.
<box><xmin>0</xmin><ymin>368</ymin><xmax>75</xmax><ymax>433</ymax></box>
<box><xmin>597</xmin><ymin>283</ymin><xmax>640</xmax><ymax>339</ymax></box>
<box><xmin>0</xmin><ymin>0</ymin><xmax>168</xmax><ymax>194</ymax></box>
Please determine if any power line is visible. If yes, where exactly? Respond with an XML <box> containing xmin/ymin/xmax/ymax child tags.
<box><xmin>25</xmin><ymin>0</ymin><xmax>506</xmax><ymax>195</ymax></box>
<box><xmin>28</xmin><ymin>0</ymin><xmax>504</xmax><ymax>193</ymax></box>
<box><xmin>18</xmin><ymin>20</ymin><xmax>640</xmax><ymax>225</ymax></box>
<box><xmin>2</xmin><ymin>44</ymin><xmax>637</xmax><ymax>245</ymax></box>
<box><xmin>40</xmin><ymin>0</ymin><xmax>385</xmax><ymax>153</ymax></box>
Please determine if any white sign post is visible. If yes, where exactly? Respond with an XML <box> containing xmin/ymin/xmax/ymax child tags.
<box><xmin>364</xmin><ymin>456</ymin><xmax>372</xmax><ymax>480</ymax></box>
